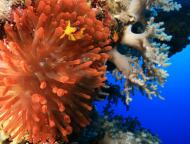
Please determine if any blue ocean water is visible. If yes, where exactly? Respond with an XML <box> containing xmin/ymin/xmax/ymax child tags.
<box><xmin>96</xmin><ymin>44</ymin><xmax>190</xmax><ymax>144</ymax></box>
<box><xmin>124</xmin><ymin>44</ymin><xmax>190</xmax><ymax>144</ymax></box>
<box><xmin>177</xmin><ymin>0</ymin><xmax>190</xmax><ymax>6</ymax></box>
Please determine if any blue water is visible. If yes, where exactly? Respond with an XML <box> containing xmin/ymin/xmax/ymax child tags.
<box><xmin>96</xmin><ymin>44</ymin><xmax>190</xmax><ymax>144</ymax></box>
<box><xmin>125</xmin><ymin>45</ymin><xmax>190</xmax><ymax>144</ymax></box>
<box><xmin>177</xmin><ymin>0</ymin><xmax>190</xmax><ymax>6</ymax></box>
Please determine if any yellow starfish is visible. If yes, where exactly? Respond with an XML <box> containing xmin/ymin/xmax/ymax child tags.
<box><xmin>60</xmin><ymin>21</ymin><xmax>77</xmax><ymax>41</ymax></box>
<box><xmin>60</xmin><ymin>21</ymin><xmax>86</xmax><ymax>41</ymax></box>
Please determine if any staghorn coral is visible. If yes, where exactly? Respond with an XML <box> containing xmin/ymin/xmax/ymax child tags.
<box><xmin>0</xmin><ymin>0</ymin><xmax>111</xmax><ymax>143</ymax></box>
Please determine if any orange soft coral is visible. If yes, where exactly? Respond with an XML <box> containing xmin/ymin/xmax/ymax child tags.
<box><xmin>0</xmin><ymin>0</ymin><xmax>111</xmax><ymax>143</ymax></box>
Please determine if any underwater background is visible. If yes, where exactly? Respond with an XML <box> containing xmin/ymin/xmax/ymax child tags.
<box><xmin>130</xmin><ymin>43</ymin><xmax>190</xmax><ymax>144</ymax></box>
<box><xmin>96</xmin><ymin>0</ymin><xmax>190</xmax><ymax>141</ymax></box>
<box><xmin>0</xmin><ymin>0</ymin><xmax>189</xmax><ymax>144</ymax></box>
<box><xmin>96</xmin><ymin>39</ymin><xmax>190</xmax><ymax>144</ymax></box>
<box><xmin>95</xmin><ymin>0</ymin><xmax>190</xmax><ymax>138</ymax></box>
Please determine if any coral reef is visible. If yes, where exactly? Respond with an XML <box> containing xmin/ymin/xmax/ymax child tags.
<box><xmin>156</xmin><ymin>5</ymin><xmax>190</xmax><ymax>56</ymax></box>
<box><xmin>89</xmin><ymin>0</ymin><xmax>180</xmax><ymax>104</ymax></box>
<box><xmin>0</xmin><ymin>0</ymin><xmax>182</xmax><ymax>143</ymax></box>
<box><xmin>99</xmin><ymin>131</ymin><xmax>160</xmax><ymax>144</ymax></box>
<box><xmin>68</xmin><ymin>110</ymin><xmax>160</xmax><ymax>144</ymax></box>
<box><xmin>0</xmin><ymin>0</ymin><xmax>111</xmax><ymax>143</ymax></box>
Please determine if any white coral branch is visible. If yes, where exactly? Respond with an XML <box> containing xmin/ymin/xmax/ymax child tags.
<box><xmin>109</xmin><ymin>48</ymin><xmax>161</xmax><ymax>104</ymax></box>
<box><xmin>147</xmin><ymin>17</ymin><xmax>172</xmax><ymax>41</ymax></box>
<box><xmin>150</xmin><ymin>0</ymin><xmax>182</xmax><ymax>11</ymax></box>
<box><xmin>127</xmin><ymin>0</ymin><xmax>148</xmax><ymax>22</ymax></box>
<box><xmin>114</xmin><ymin>0</ymin><xmax>149</xmax><ymax>23</ymax></box>
<box><xmin>121</xmin><ymin>24</ymin><xmax>153</xmax><ymax>52</ymax></box>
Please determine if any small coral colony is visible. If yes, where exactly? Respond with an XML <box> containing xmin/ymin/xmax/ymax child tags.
<box><xmin>0</xmin><ymin>0</ymin><xmax>181</xmax><ymax>143</ymax></box>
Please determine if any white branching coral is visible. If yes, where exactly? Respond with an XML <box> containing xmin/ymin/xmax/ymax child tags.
<box><xmin>150</xmin><ymin>0</ymin><xmax>182</xmax><ymax>11</ymax></box>
<box><xmin>110</xmin><ymin>49</ymin><xmax>150</xmax><ymax>104</ymax></box>
<box><xmin>88</xmin><ymin>0</ymin><xmax>178</xmax><ymax>104</ymax></box>
<box><xmin>147</xmin><ymin>17</ymin><xmax>172</xmax><ymax>41</ymax></box>
<box><xmin>103</xmin><ymin>0</ymin><xmax>180</xmax><ymax>104</ymax></box>
<box><xmin>110</xmin><ymin>19</ymin><xmax>170</xmax><ymax>102</ymax></box>
<box><xmin>0</xmin><ymin>0</ymin><xmax>22</xmax><ymax>20</ymax></box>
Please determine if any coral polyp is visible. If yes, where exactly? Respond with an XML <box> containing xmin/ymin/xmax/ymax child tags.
<box><xmin>0</xmin><ymin>0</ymin><xmax>111</xmax><ymax>143</ymax></box>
